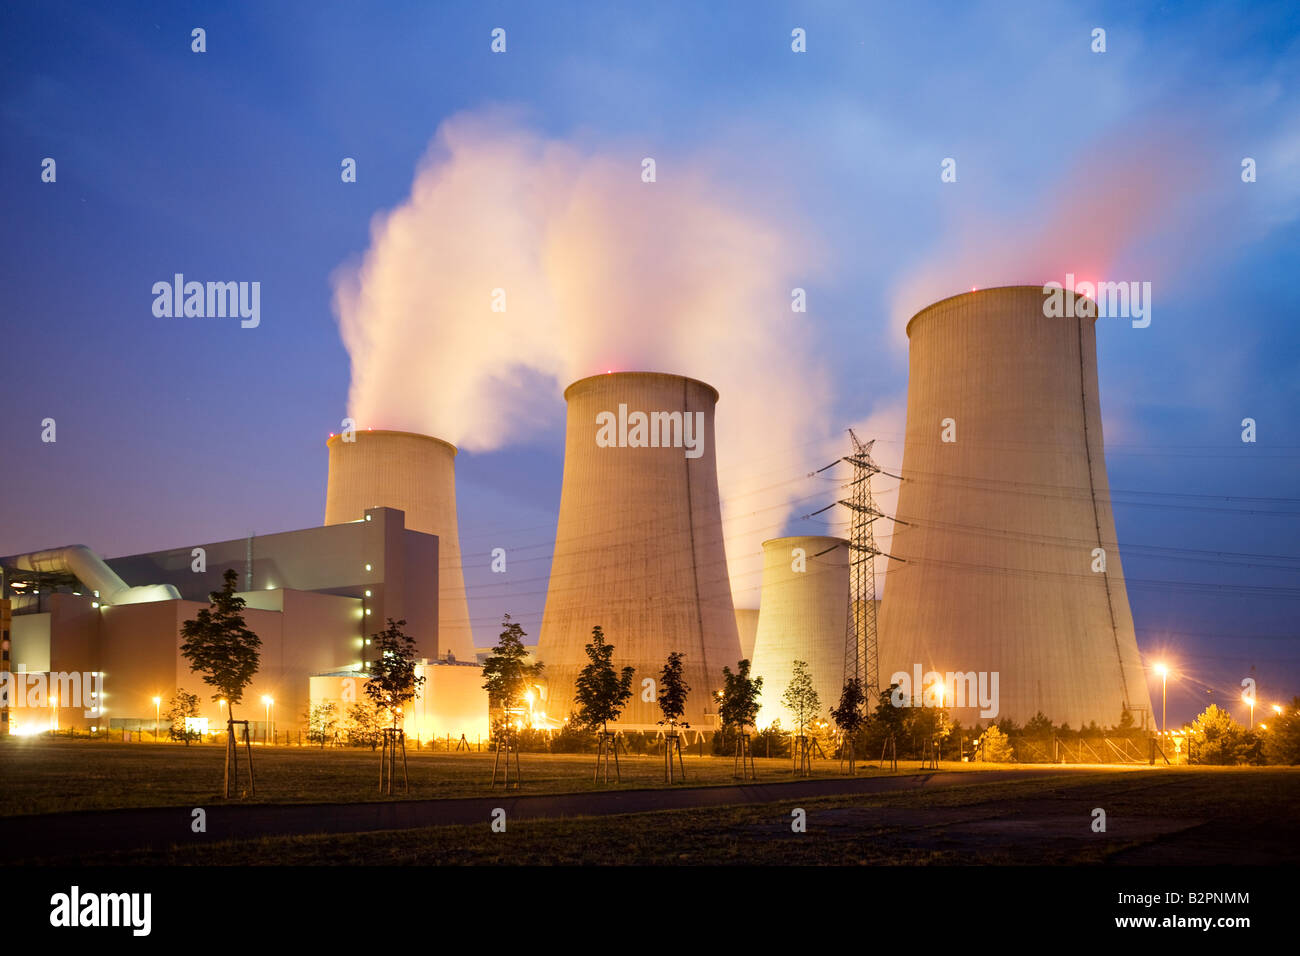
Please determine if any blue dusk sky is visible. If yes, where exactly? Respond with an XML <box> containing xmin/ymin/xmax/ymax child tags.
<box><xmin>2</xmin><ymin>0</ymin><xmax>1297</xmax><ymax>727</ymax></box>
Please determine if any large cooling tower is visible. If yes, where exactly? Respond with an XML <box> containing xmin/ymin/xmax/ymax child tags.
<box><xmin>750</xmin><ymin>536</ymin><xmax>849</xmax><ymax>729</ymax></box>
<box><xmin>324</xmin><ymin>429</ymin><xmax>475</xmax><ymax>661</ymax></box>
<box><xmin>877</xmin><ymin>286</ymin><xmax>1152</xmax><ymax>728</ymax></box>
<box><xmin>536</xmin><ymin>372</ymin><xmax>742</xmax><ymax>729</ymax></box>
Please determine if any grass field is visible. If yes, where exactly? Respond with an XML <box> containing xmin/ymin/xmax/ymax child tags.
<box><xmin>0</xmin><ymin>736</ymin><xmax>940</xmax><ymax>816</ymax></box>
<box><xmin>5</xmin><ymin>739</ymin><xmax>1296</xmax><ymax>865</ymax></box>
<box><xmin>75</xmin><ymin>766</ymin><xmax>1300</xmax><ymax>865</ymax></box>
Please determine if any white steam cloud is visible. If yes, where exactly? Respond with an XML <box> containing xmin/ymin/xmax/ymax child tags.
<box><xmin>333</xmin><ymin>110</ymin><xmax>834</xmax><ymax>600</ymax></box>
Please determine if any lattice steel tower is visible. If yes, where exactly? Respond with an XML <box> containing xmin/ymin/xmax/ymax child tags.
<box><xmin>840</xmin><ymin>430</ymin><xmax>889</xmax><ymax>700</ymax></box>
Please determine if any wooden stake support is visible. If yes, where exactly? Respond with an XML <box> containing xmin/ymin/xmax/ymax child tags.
<box><xmin>491</xmin><ymin>728</ymin><xmax>522</xmax><ymax>789</ymax></box>
<box><xmin>733</xmin><ymin>731</ymin><xmax>756</xmax><ymax>780</ymax></box>
<box><xmin>379</xmin><ymin>727</ymin><xmax>409</xmax><ymax>794</ymax></box>
<box><xmin>663</xmin><ymin>732</ymin><xmax>687</xmax><ymax>783</ymax></box>
<box><xmin>223</xmin><ymin>719</ymin><xmax>254</xmax><ymax>799</ymax></box>
<box><xmin>594</xmin><ymin>730</ymin><xmax>621</xmax><ymax>783</ymax></box>
<box><xmin>879</xmin><ymin>733</ymin><xmax>898</xmax><ymax>771</ymax></box>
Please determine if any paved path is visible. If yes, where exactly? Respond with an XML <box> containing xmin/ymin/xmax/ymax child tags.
<box><xmin>3</xmin><ymin>768</ymin><xmax>1069</xmax><ymax>861</ymax></box>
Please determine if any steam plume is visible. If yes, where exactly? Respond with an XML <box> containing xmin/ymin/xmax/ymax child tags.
<box><xmin>333</xmin><ymin>110</ymin><xmax>833</xmax><ymax>599</ymax></box>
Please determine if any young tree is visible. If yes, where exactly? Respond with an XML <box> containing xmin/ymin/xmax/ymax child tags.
<box><xmin>481</xmin><ymin>614</ymin><xmax>544</xmax><ymax>786</ymax></box>
<box><xmin>720</xmin><ymin>659</ymin><xmax>763</xmax><ymax>777</ymax></box>
<box><xmin>782</xmin><ymin>659</ymin><xmax>822</xmax><ymax>775</ymax></box>
<box><xmin>180</xmin><ymin>569</ymin><xmax>262</xmax><ymax>797</ymax></box>
<box><xmin>657</xmin><ymin>651</ymin><xmax>691</xmax><ymax>728</ymax></box>
<box><xmin>164</xmin><ymin>689</ymin><xmax>201</xmax><ymax>746</ymax></box>
<box><xmin>870</xmin><ymin>683</ymin><xmax>908</xmax><ymax>767</ymax></box>
<box><xmin>365</xmin><ymin>618</ymin><xmax>425</xmax><ymax>793</ymax></box>
<box><xmin>345</xmin><ymin>701</ymin><xmax>383</xmax><ymax>750</ymax></box>
<box><xmin>831</xmin><ymin>677</ymin><xmax>867</xmax><ymax>773</ymax></box>
<box><xmin>364</xmin><ymin>618</ymin><xmax>425</xmax><ymax>730</ymax></box>
<box><xmin>656</xmin><ymin>651</ymin><xmax>691</xmax><ymax>782</ymax></box>
<box><xmin>306</xmin><ymin>701</ymin><xmax>339</xmax><ymax>748</ymax></box>
<box><xmin>574</xmin><ymin>626</ymin><xmax>634</xmax><ymax>782</ymax></box>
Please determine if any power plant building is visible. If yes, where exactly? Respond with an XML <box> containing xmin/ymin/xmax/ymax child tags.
<box><xmin>535</xmin><ymin>372</ymin><xmax>743</xmax><ymax>729</ymax></box>
<box><xmin>877</xmin><ymin>286</ymin><xmax>1153</xmax><ymax>729</ymax></box>
<box><xmin>2</xmin><ymin>428</ymin><xmax>489</xmax><ymax>739</ymax></box>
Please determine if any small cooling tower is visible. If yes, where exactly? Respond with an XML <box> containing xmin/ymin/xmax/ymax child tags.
<box><xmin>750</xmin><ymin>536</ymin><xmax>849</xmax><ymax>729</ymax></box>
<box><xmin>877</xmin><ymin>286</ymin><xmax>1152</xmax><ymax>728</ymax></box>
<box><xmin>734</xmin><ymin>609</ymin><xmax>760</xmax><ymax>662</ymax></box>
<box><xmin>324</xmin><ymin>429</ymin><xmax>475</xmax><ymax>661</ymax></box>
<box><xmin>536</xmin><ymin>372</ymin><xmax>742</xmax><ymax>728</ymax></box>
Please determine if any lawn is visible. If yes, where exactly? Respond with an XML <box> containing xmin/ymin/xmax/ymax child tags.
<box><xmin>1</xmin><ymin>736</ymin><xmax>946</xmax><ymax>816</ymax></box>
<box><xmin>71</xmin><ymin>766</ymin><xmax>1300</xmax><ymax>865</ymax></box>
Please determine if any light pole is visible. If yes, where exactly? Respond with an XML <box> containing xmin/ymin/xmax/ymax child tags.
<box><xmin>1155</xmin><ymin>663</ymin><xmax>1168</xmax><ymax>736</ymax></box>
<box><xmin>262</xmin><ymin>695</ymin><xmax>274</xmax><ymax>744</ymax></box>
<box><xmin>934</xmin><ymin>680</ymin><xmax>946</xmax><ymax>763</ymax></box>
<box><xmin>153</xmin><ymin>695</ymin><xmax>161</xmax><ymax>742</ymax></box>
<box><xmin>1242</xmin><ymin>691</ymin><xmax>1255</xmax><ymax>730</ymax></box>
<box><xmin>50</xmin><ymin>693</ymin><xmax>58</xmax><ymax>733</ymax></box>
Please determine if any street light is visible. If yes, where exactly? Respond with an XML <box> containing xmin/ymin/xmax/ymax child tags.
<box><xmin>1242</xmin><ymin>691</ymin><xmax>1255</xmax><ymax>730</ymax></box>
<box><xmin>1154</xmin><ymin>663</ymin><xmax>1169</xmax><ymax>735</ymax></box>
<box><xmin>262</xmin><ymin>695</ymin><xmax>274</xmax><ymax>744</ymax></box>
<box><xmin>1273</xmin><ymin>704</ymin><xmax>1283</xmax><ymax>716</ymax></box>
<box><xmin>933</xmin><ymin>680</ymin><xmax>946</xmax><ymax>763</ymax></box>
<box><xmin>153</xmin><ymin>696</ymin><xmax>161</xmax><ymax>742</ymax></box>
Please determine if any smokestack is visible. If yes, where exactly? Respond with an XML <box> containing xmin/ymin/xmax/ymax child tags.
<box><xmin>750</xmin><ymin>536</ymin><xmax>849</xmax><ymax>729</ymax></box>
<box><xmin>536</xmin><ymin>372</ymin><xmax>742</xmax><ymax>728</ymax></box>
<box><xmin>324</xmin><ymin>429</ymin><xmax>475</xmax><ymax>662</ymax></box>
<box><xmin>877</xmin><ymin>286</ymin><xmax>1152</xmax><ymax>728</ymax></box>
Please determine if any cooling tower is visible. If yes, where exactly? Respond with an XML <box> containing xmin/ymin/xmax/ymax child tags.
<box><xmin>536</xmin><ymin>372</ymin><xmax>742</xmax><ymax>729</ymax></box>
<box><xmin>324</xmin><ymin>429</ymin><xmax>475</xmax><ymax>662</ymax></box>
<box><xmin>734</xmin><ymin>608</ymin><xmax>760</xmax><ymax>662</ymax></box>
<box><xmin>877</xmin><ymin>286</ymin><xmax>1152</xmax><ymax>729</ymax></box>
<box><xmin>750</xmin><ymin>536</ymin><xmax>849</xmax><ymax>729</ymax></box>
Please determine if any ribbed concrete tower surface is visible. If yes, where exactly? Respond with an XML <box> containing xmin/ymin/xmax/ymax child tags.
<box><xmin>877</xmin><ymin>286</ymin><xmax>1152</xmax><ymax>729</ymax></box>
<box><xmin>734</xmin><ymin>608</ymin><xmax>760</xmax><ymax>662</ymax></box>
<box><xmin>537</xmin><ymin>372</ymin><xmax>742</xmax><ymax>729</ymax></box>
<box><xmin>324</xmin><ymin>429</ymin><xmax>476</xmax><ymax>662</ymax></box>
<box><xmin>750</xmin><ymin>536</ymin><xmax>849</xmax><ymax>729</ymax></box>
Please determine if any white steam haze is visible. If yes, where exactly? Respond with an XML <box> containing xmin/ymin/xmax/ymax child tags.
<box><xmin>333</xmin><ymin>110</ymin><xmax>836</xmax><ymax>602</ymax></box>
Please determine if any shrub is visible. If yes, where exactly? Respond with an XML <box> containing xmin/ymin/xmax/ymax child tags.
<box><xmin>974</xmin><ymin>725</ymin><xmax>1015</xmax><ymax>763</ymax></box>
<box><xmin>1188</xmin><ymin>704</ymin><xmax>1247</xmax><ymax>765</ymax></box>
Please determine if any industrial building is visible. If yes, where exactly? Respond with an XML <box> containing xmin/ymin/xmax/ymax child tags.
<box><xmin>877</xmin><ymin>286</ymin><xmax>1153</xmax><ymax>728</ymax></box>
<box><xmin>1</xmin><ymin>430</ymin><xmax>488</xmax><ymax>740</ymax></box>
<box><xmin>535</xmin><ymin>372</ymin><xmax>743</xmax><ymax>729</ymax></box>
<box><xmin>1</xmin><ymin>308</ymin><xmax>1156</xmax><ymax>741</ymax></box>
<box><xmin>749</xmin><ymin>536</ymin><xmax>849</xmax><ymax>730</ymax></box>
